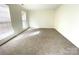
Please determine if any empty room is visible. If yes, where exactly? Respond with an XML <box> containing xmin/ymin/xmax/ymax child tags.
<box><xmin>0</xmin><ymin>4</ymin><xmax>79</xmax><ymax>55</ymax></box>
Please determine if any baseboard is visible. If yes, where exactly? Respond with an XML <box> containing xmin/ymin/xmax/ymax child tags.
<box><xmin>54</xmin><ymin>28</ymin><xmax>79</xmax><ymax>48</ymax></box>
<box><xmin>0</xmin><ymin>27</ymin><xmax>30</xmax><ymax>46</ymax></box>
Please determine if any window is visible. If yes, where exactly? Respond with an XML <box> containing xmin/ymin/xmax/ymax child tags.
<box><xmin>0</xmin><ymin>4</ymin><xmax>14</xmax><ymax>40</ymax></box>
<box><xmin>22</xmin><ymin>11</ymin><xmax>28</xmax><ymax>29</ymax></box>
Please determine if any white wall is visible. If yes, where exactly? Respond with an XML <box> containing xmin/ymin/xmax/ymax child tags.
<box><xmin>54</xmin><ymin>5</ymin><xmax>79</xmax><ymax>48</ymax></box>
<box><xmin>29</xmin><ymin>10</ymin><xmax>54</xmax><ymax>28</ymax></box>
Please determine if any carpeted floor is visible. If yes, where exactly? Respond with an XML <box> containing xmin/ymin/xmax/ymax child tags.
<box><xmin>0</xmin><ymin>28</ymin><xmax>79</xmax><ymax>55</ymax></box>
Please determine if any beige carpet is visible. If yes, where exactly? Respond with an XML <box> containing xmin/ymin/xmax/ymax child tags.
<box><xmin>0</xmin><ymin>28</ymin><xmax>79</xmax><ymax>55</ymax></box>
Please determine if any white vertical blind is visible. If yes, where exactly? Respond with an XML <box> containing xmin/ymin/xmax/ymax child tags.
<box><xmin>0</xmin><ymin>4</ymin><xmax>14</xmax><ymax>40</ymax></box>
<box><xmin>22</xmin><ymin>11</ymin><xmax>28</xmax><ymax>29</ymax></box>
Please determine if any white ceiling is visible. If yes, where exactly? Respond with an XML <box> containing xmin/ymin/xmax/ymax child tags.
<box><xmin>23</xmin><ymin>4</ymin><xmax>61</xmax><ymax>10</ymax></box>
